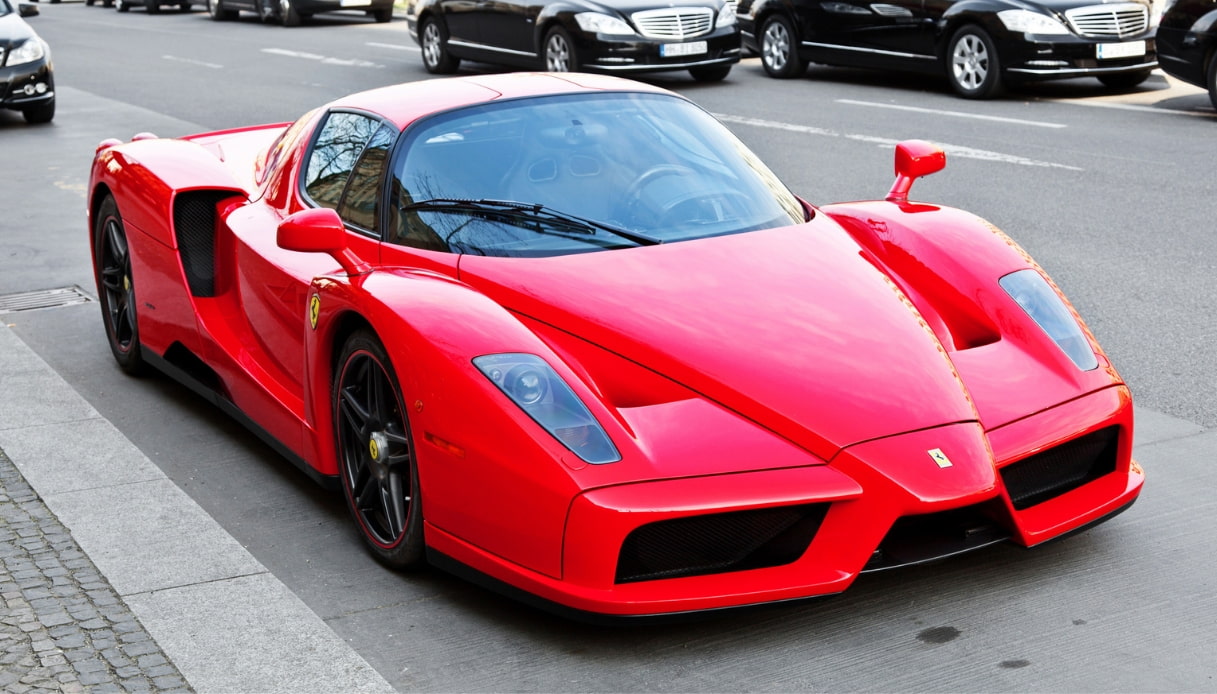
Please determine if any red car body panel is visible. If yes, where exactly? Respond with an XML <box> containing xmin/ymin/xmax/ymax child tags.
<box><xmin>87</xmin><ymin>73</ymin><xmax>1143</xmax><ymax>618</ymax></box>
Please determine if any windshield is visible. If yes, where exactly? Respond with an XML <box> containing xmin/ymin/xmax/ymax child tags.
<box><xmin>0</xmin><ymin>0</ymin><xmax>11</xmax><ymax>17</ymax></box>
<box><xmin>388</xmin><ymin>92</ymin><xmax>805</xmax><ymax>258</ymax></box>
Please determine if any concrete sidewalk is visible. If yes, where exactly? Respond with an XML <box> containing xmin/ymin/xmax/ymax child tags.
<box><xmin>0</xmin><ymin>324</ymin><xmax>395</xmax><ymax>693</ymax></box>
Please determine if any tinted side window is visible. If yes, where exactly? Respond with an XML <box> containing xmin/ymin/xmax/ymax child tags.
<box><xmin>337</xmin><ymin>124</ymin><xmax>395</xmax><ymax>232</ymax></box>
<box><xmin>304</xmin><ymin>112</ymin><xmax>384</xmax><ymax>221</ymax></box>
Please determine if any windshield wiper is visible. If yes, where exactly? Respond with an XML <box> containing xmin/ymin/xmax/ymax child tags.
<box><xmin>399</xmin><ymin>198</ymin><xmax>662</xmax><ymax>247</ymax></box>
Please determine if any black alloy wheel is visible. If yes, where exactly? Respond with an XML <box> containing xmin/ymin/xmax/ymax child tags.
<box><xmin>93</xmin><ymin>196</ymin><xmax>145</xmax><ymax>375</ymax></box>
<box><xmin>334</xmin><ymin>330</ymin><xmax>424</xmax><ymax>568</ymax></box>
<box><xmin>760</xmin><ymin>15</ymin><xmax>807</xmax><ymax>78</ymax></box>
<box><xmin>544</xmin><ymin>26</ymin><xmax>579</xmax><ymax>72</ymax></box>
<box><xmin>420</xmin><ymin>17</ymin><xmax>460</xmax><ymax>73</ymax></box>
<box><xmin>946</xmin><ymin>25</ymin><xmax>1002</xmax><ymax>99</ymax></box>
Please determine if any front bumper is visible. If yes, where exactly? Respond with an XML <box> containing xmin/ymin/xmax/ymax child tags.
<box><xmin>0</xmin><ymin>59</ymin><xmax>54</xmax><ymax>112</ymax></box>
<box><xmin>1002</xmin><ymin>31</ymin><xmax>1158</xmax><ymax>79</ymax></box>
<box><xmin>429</xmin><ymin>385</ymin><xmax>1143</xmax><ymax>618</ymax></box>
<box><xmin>574</xmin><ymin>28</ymin><xmax>741</xmax><ymax>73</ymax></box>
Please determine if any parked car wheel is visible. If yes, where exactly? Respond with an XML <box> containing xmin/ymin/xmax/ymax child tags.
<box><xmin>280</xmin><ymin>0</ymin><xmax>302</xmax><ymax>25</ymax></box>
<box><xmin>22</xmin><ymin>100</ymin><xmax>54</xmax><ymax>125</ymax></box>
<box><xmin>760</xmin><ymin>15</ymin><xmax>807</xmax><ymax>78</ymax></box>
<box><xmin>420</xmin><ymin>17</ymin><xmax>460</xmax><ymax>73</ymax></box>
<box><xmin>544</xmin><ymin>26</ymin><xmax>579</xmax><ymax>72</ymax></box>
<box><xmin>947</xmin><ymin>25</ymin><xmax>1002</xmax><ymax>99</ymax></box>
<box><xmin>93</xmin><ymin>196</ymin><xmax>146</xmax><ymax>376</ymax></box>
<box><xmin>1097</xmin><ymin>70</ymin><xmax>1151</xmax><ymax>89</ymax></box>
<box><xmin>208</xmin><ymin>0</ymin><xmax>238</xmax><ymax>19</ymax></box>
<box><xmin>370</xmin><ymin>6</ymin><xmax>391</xmax><ymax>22</ymax></box>
<box><xmin>334</xmin><ymin>330</ymin><xmax>425</xmax><ymax>569</ymax></box>
<box><xmin>146</xmin><ymin>0</ymin><xmax>160</xmax><ymax>13</ymax></box>
<box><xmin>115</xmin><ymin>0</ymin><xmax>129</xmax><ymax>11</ymax></box>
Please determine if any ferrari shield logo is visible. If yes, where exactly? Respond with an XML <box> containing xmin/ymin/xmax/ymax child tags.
<box><xmin>928</xmin><ymin>448</ymin><xmax>953</xmax><ymax>468</ymax></box>
<box><xmin>309</xmin><ymin>294</ymin><xmax>320</xmax><ymax>330</ymax></box>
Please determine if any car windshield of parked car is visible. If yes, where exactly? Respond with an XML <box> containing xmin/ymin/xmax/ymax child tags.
<box><xmin>388</xmin><ymin>92</ymin><xmax>806</xmax><ymax>257</ymax></box>
<box><xmin>0</xmin><ymin>0</ymin><xmax>12</xmax><ymax>17</ymax></box>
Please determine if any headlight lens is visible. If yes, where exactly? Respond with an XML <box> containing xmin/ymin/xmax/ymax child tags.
<box><xmin>997</xmin><ymin>9</ymin><xmax>1071</xmax><ymax>35</ymax></box>
<box><xmin>474</xmin><ymin>353</ymin><xmax>621</xmax><ymax>464</ymax></box>
<box><xmin>574</xmin><ymin>12</ymin><xmax>636</xmax><ymax>36</ymax></box>
<box><xmin>1000</xmin><ymin>269</ymin><xmax>1098</xmax><ymax>370</ymax></box>
<box><xmin>717</xmin><ymin>2</ymin><xmax>737</xmax><ymax>28</ymax></box>
<box><xmin>8</xmin><ymin>39</ymin><xmax>47</xmax><ymax>67</ymax></box>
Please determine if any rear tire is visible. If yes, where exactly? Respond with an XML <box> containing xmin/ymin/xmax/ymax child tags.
<box><xmin>946</xmin><ymin>25</ymin><xmax>1003</xmax><ymax>99</ymax></box>
<box><xmin>420</xmin><ymin>17</ymin><xmax>460</xmax><ymax>73</ymax></box>
<box><xmin>1097</xmin><ymin>70</ymin><xmax>1151</xmax><ymax>89</ymax></box>
<box><xmin>93</xmin><ymin>196</ymin><xmax>146</xmax><ymax>376</ymax></box>
<box><xmin>760</xmin><ymin>15</ymin><xmax>807</xmax><ymax>78</ymax></box>
<box><xmin>689</xmin><ymin>64</ymin><xmax>731</xmax><ymax>82</ymax></box>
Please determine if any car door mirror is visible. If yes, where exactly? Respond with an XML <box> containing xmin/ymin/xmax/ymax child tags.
<box><xmin>277</xmin><ymin>208</ymin><xmax>370</xmax><ymax>275</ymax></box>
<box><xmin>19</xmin><ymin>3</ymin><xmax>40</xmax><ymax>17</ymax></box>
<box><xmin>886</xmin><ymin>140</ymin><xmax>946</xmax><ymax>203</ymax></box>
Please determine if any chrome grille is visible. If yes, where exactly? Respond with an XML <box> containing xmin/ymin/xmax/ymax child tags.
<box><xmin>1064</xmin><ymin>3</ymin><xmax>1148</xmax><ymax>38</ymax></box>
<box><xmin>631</xmin><ymin>8</ymin><xmax>715</xmax><ymax>39</ymax></box>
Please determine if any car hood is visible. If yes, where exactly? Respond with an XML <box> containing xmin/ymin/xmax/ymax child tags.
<box><xmin>580</xmin><ymin>0</ymin><xmax>724</xmax><ymax>16</ymax></box>
<box><xmin>458</xmin><ymin>216</ymin><xmax>979</xmax><ymax>462</ymax></box>
<box><xmin>0</xmin><ymin>13</ymin><xmax>37</xmax><ymax>46</ymax></box>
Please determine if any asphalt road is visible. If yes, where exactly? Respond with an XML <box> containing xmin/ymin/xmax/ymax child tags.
<box><xmin>2</xmin><ymin>5</ymin><xmax>1215</xmax><ymax>691</ymax></box>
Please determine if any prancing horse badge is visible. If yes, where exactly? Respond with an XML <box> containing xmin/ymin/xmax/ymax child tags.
<box><xmin>928</xmin><ymin>448</ymin><xmax>953</xmax><ymax>468</ymax></box>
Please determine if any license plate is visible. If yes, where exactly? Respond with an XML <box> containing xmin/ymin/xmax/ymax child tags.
<box><xmin>660</xmin><ymin>41</ymin><xmax>708</xmax><ymax>58</ymax></box>
<box><xmin>1096</xmin><ymin>40</ymin><xmax>1145</xmax><ymax>60</ymax></box>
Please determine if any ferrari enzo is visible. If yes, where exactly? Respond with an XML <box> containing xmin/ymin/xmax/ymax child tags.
<box><xmin>88</xmin><ymin>73</ymin><xmax>1143</xmax><ymax>619</ymax></box>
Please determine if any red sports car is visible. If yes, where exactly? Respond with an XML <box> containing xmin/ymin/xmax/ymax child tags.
<box><xmin>88</xmin><ymin>73</ymin><xmax>1143</xmax><ymax>619</ymax></box>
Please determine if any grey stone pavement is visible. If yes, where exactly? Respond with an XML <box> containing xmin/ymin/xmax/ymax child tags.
<box><xmin>0</xmin><ymin>323</ymin><xmax>396</xmax><ymax>694</ymax></box>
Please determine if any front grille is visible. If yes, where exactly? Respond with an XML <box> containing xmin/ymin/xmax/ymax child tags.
<box><xmin>862</xmin><ymin>502</ymin><xmax>1010</xmax><ymax>572</ymax></box>
<box><xmin>631</xmin><ymin>8</ymin><xmax>715</xmax><ymax>39</ymax></box>
<box><xmin>1000</xmin><ymin>426</ymin><xmax>1120</xmax><ymax>510</ymax></box>
<box><xmin>615</xmin><ymin>503</ymin><xmax>828</xmax><ymax>583</ymax></box>
<box><xmin>1065</xmin><ymin>4</ymin><xmax>1148</xmax><ymax>38</ymax></box>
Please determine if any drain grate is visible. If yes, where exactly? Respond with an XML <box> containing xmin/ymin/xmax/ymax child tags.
<box><xmin>0</xmin><ymin>287</ymin><xmax>94</xmax><ymax>314</ymax></box>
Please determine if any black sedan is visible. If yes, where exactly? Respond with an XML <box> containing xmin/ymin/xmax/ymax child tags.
<box><xmin>1157</xmin><ymin>0</ymin><xmax>1217</xmax><ymax>109</ymax></box>
<box><xmin>206</xmin><ymin>0</ymin><xmax>393</xmax><ymax>26</ymax></box>
<box><xmin>739</xmin><ymin>0</ymin><xmax>1158</xmax><ymax>98</ymax></box>
<box><xmin>0</xmin><ymin>0</ymin><xmax>53</xmax><ymax>124</ymax></box>
<box><xmin>406</xmin><ymin>0</ymin><xmax>741</xmax><ymax>81</ymax></box>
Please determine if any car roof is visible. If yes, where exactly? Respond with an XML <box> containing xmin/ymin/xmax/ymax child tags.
<box><xmin>327</xmin><ymin>72</ymin><xmax>675</xmax><ymax>130</ymax></box>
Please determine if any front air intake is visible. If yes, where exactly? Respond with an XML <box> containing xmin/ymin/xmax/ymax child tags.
<box><xmin>615</xmin><ymin>503</ymin><xmax>828</xmax><ymax>584</ymax></box>
<box><xmin>1000</xmin><ymin>426</ymin><xmax>1120</xmax><ymax>510</ymax></box>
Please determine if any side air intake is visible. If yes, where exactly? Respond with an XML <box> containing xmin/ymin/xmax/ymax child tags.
<box><xmin>174</xmin><ymin>191</ymin><xmax>237</xmax><ymax>297</ymax></box>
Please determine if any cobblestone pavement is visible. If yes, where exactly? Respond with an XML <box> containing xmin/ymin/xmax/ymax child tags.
<box><xmin>0</xmin><ymin>448</ymin><xmax>193</xmax><ymax>694</ymax></box>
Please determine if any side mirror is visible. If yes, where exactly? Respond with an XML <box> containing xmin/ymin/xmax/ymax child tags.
<box><xmin>19</xmin><ymin>3</ymin><xmax>40</xmax><ymax>17</ymax></box>
<box><xmin>886</xmin><ymin>140</ymin><xmax>946</xmax><ymax>203</ymax></box>
<box><xmin>277</xmin><ymin>208</ymin><xmax>370</xmax><ymax>275</ymax></box>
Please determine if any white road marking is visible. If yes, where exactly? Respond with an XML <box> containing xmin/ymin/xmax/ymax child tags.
<box><xmin>835</xmin><ymin>99</ymin><xmax>1067</xmax><ymax>128</ymax></box>
<box><xmin>367</xmin><ymin>41</ymin><xmax>419</xmax><ymax>52</ymax></box>
<box><xmin>163</xmin><ymin>55</ymin><xmax>223</xmax><ymax>69</ymax></box>
<box><xmin>712</xmin><ymin>113</ymin><xmax>1084</xmax><ymax>171</ymax></box>
<box><xmin>261</xmin><ymin>48</ymin><xmax>385</xmax><ymax>68</ymax></box>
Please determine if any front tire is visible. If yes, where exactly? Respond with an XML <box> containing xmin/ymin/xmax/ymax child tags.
<box><xmin>420</xmin><ymin>17</ymin><xmax>460</xmax><ymax>73</ymax></box>
<box><xmin>1097</xmin><ymin>70</ymin><xmax>1151</xmax><ymax>89</ymax></box>
<box><xmin>544</xmin><ymin>26</ymin><xmax>579</xmax><ymax>72</ymax></box>
<box><xmin>22</xmin><ymin>100</ymin><xmax>54</xmax><ymax>124</ymax></box>
<box><xmin>760</xmin><ymin>15</ymin><xmax>807</xmax><ymax>78</ymax></box>
<box><xmin>93</xmin><ymin>196</ymin><xmax>146</xmax><ymax>376</ymax></box>
<box><xmin>334</xmin><ymin>330</ymin><xmax>424</xmax><ymax>569</ymax></box>
<box><xmin>946</xmin><ymin>25</ymin><xmax>1002</xmax><ymax>99</ymax></box>
<box><xmin>207</xmin><ymin>0</ymin><xmax>236</xmax><ymax>18</ymax></box>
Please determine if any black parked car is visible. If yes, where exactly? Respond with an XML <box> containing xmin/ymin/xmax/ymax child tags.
<box><xmin>1157</xmin><ymin>0</ymin><xmax>1217</xmax><ymax>108</ymax></box>
<box><xmin>206</xmin><ymin>0</ymin><xmax>393</xmax><ymax>26</ymax></box>
<box><xmin>0</xmin><ymin>0</ymin><xmax>53</xmax><ymax>124</ymax></box>
<box><xmin>739</xmin><ymin>0</ymin><xmax>1158</xmax><ymax>98</ymax></box>
<box><xmin>406</xmin><ymin>0</ymin><xmax>741</xmax><ymax>81</ymax></box>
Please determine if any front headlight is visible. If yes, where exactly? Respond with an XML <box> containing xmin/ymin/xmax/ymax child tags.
<box><xmin>474</xmin><ymin>353</ymin><xmax>621</xmax><ymax>464</ymax></box>
<box><xmin>717</xmin><ymin>2</ymin><xmax>737</xmax><ymax>28</ymax></box>
<box><xmin>997</xmin><ymin>9</ymin><xmax>1071</xmax><ymax>35</ymax></box>
<box><xmin>8</xmin><ymin>39</ymin><xmax>47</xmax><ymax>67</ymax></box>
<box><xmin>1000</xmin><ymin>269</ymin><xmax>1098</xmax><ymax>370</ymax></box>
<box><xmin>574</xmin><ymin>12</ymin><xmax>636</xmax><ymax>36</ymax></box>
